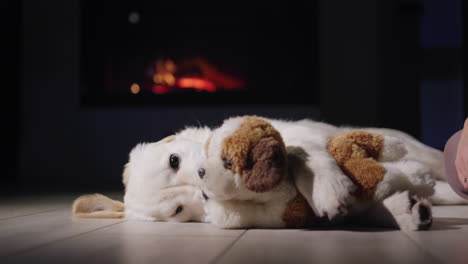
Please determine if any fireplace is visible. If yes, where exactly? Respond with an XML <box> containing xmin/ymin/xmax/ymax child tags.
<box><xmin>80</xmin><ymin>0</ymin><xmax>318</xmax><ymax>106</ymax></box>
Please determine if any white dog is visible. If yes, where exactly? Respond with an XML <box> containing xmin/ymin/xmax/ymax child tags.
<box><xmin>73</xmin><ymin>127</ymin><xmax>210</xmax><ymax>222</ymax></box>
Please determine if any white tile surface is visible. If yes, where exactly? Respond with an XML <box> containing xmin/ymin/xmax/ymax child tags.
<box><xmin>217</xmin><ymin>229</ymin><xmax>437</xmax><ymax>264</ymax></box>
<box><xmin>0</xmin><ymin>209</ymin><xmax>125</xmax><ymax>257</ymax></box>
<box><xmin>403</xmin><ymin>206</ymin><xmax>468</xmax><ymax>264</ymax></box>
<box><xmin>2</xmin><ymin>194</ymin><xmax>468</xmax><ymax>264</ymax></box>
<box><xmin>4</xmin><ymin>226</ymin><xmax>243</xmax><ymax>264</ymax></box>
<box><xmin>97</xmin><ymin>221</ymin><xmax>244</xmax><ymax>237</ymax></box>
<box><xmin>0</xmin><ymin>195</ymin><xmax>71</xmax><ymax>220</ymax></box>
<box><xmin>0</xmin><ymin>193</ymin><xmax>123</xmax><ymax>220</ymax></box>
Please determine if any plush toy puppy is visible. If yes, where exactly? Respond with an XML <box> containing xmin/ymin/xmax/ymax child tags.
<box><xmin>200</xmin><ymin>116</ymin><xmax>296</xmax><ymax>228</ymax></box>
<box><xmin>200</xmin><ymin>116</ymin><xmax>434</xmax><ymax>230</ymax></box>
<box><xmin>201</xmin><ymin>116</ymin><xmax>361</xmax><ymax>222</ymax></box>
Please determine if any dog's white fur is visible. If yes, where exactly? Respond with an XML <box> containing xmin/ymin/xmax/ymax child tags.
<box><xmin>73</xmin><ymin>127</ymin><xmax>211</xmax><ymax>222</ymax></box>
<box><xmin>124</xmin><ymin>127</ymin><xmax>211</xmax><ymax>222</ymax></box>
<box><xmin>201</xmin><ymin>117</ymin><xmax>437</xmax><ymax>230</ymax></box>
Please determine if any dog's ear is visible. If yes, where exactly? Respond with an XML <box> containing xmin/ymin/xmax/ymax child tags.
<box><xmin>204</xmin><ymin>135</ymin><xmax>212</xmax><ymax>156</ymax></box>
<box><xmin>161</xmin><ymin>135</ymin><xmax>176</xmax><ymax>143</ymax></box>
<box><xmin>72</xmin><ymin>194</ymin><xmax>125</xmax><ymax>219</ymax></box>
<box><xmin>242</xmin><ymin>135</ymin><xmax>288</xmax><ymax>192</ymax></box>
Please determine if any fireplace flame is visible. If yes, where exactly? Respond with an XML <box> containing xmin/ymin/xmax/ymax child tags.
<box><xmin>151</xmin><ymin>57</ymin><xmax>245</xmax><ymax>94</ymax></box>
<box><xmin>177</xmin><ymin>78</ymin><xmax>216</xmax><ymax>92</ymax></box>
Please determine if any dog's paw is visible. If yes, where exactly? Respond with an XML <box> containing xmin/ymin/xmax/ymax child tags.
<box><xmin>202</xmin><ymin>199</ymin><xmax>242</xmax><ymax>228</ymax></box>
<box><xmin>313</xmin><ymin>174</ymin><xmax>357</xmax><ymax>219</ymax></box>
<box><xmin>410</xmin><ymin>197</ymin><xmax>433</xmax><ymax>231</ymax></box>
<box><xmin>397</xmin><ymin>195</ymin><xmax>432</xmax><ymax>231</ymax></box>
<box><xmin>202</xmin><ymin>194</ymin><xmax>214</xmax><ymax>223</ymax></box>
<box><xmin>379</xmin><ymin>136</ymin><xmax>408</xmax><ymax>162</ymax></box>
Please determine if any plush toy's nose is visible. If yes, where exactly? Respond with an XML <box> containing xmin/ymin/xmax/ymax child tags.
<box><xmin>198</xmin><ymin>168</ymin><xmax>206</xmax><ymax>179</ymax></box>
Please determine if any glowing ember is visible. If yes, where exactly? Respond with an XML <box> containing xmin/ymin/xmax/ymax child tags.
<box><xmin>152</xmin><ymin>84</ymin><xmax>171</xmax><ymax>94</ymax></box>
<box><xmin>130</xmin><ymin>83</ymin><xmax>140</xmax><ymax>94</ymax></box>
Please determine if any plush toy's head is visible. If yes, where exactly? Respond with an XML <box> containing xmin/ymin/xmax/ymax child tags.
<box><xmin>200</xmin><ymin>116</ymin><xmax>288</xmax><ymax>200</ymax></box>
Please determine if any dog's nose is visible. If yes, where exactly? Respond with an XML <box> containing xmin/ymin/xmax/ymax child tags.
<box><xmin>198</xmin><ymin>168</ymin><xmax>206</xmax><ymax>179</ymax></box>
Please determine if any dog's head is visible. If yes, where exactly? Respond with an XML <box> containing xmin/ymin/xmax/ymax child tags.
<box><xmin>73</xmin><ymin>134</ymin><xmax>207</xmax><ymax>222</ymax></box>
<box><xmin>200</xmin><ymin>116</ymin><xmax>288</xmax><ymax>201</ymax></box>
<box><xmin>123</xmin><ymin>135</ymin><xmax>206</xmax><ymax>221</ymax></box>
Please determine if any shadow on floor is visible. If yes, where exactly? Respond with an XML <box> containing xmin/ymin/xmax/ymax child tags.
<box><xmin>430</xmin><ymin>217</ymin><xmax>468</xmax><ymax>231</ymax></box>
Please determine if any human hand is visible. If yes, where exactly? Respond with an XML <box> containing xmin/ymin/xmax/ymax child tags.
<box><xmin>455</xmin><ymin>118</ymin><xmax>468</xmax><ymax>191</ymax></box>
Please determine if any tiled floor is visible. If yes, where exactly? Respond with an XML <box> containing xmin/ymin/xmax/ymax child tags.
<box><xmin>1</xmin><ymin>193</ymin><xmax>468</xmax><ymax>264</ymax></box>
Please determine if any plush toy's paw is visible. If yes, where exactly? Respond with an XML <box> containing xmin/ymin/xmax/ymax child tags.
<box><xmin>314</xmin><ymin>174</ymin><xmax>357</xmax><ymax>219</ymax></box>
<box><xmin>378</xmin><ymin>136</ymin><xmax>408</xmax><ymax>162</ymax></box>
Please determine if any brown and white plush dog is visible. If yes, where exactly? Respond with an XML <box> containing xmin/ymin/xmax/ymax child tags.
<box><xmin>73</xmin><ymin>127</ymin><xmax>211</xmax><ymax>222</ymax></box>
<box><xmin>199</xmin><ymin>116</ymin><xmax>435</xmax><ymax>230</ymax></box>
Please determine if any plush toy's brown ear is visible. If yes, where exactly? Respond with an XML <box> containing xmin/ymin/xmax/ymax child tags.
<box><xmin>242</xmin><ymin>136</ymin><xmax>288</xmax><ymax>192</ymax></box>
<box><xmin>222</xmin><ymin>116</ymin><xmax>287</xmax><ymax>192</ymax></box>
<box><xmin>72</xmin><ymin>194</ymin><xmax>125</xmax><ymax>219</ymax></box>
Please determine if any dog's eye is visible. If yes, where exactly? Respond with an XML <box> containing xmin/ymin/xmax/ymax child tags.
<box><xmin>169</xmin><ymin>154</ymin><xmax>180</xmax><ymax>169</ymax></box>
<box><xmin>174</xmin><ymin>205</ymin><xmax>183</xmax><ymax>215</ymax></box>
<box><xmin>223</xmin><ymin>158</ymin><xmax>233</xmax><ymax>169</ymax></box>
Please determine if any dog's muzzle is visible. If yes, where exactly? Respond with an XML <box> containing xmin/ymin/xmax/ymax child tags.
<box><xmin>198</xmin><ymin>168</ymin><xmax>206</xmax><ymax>179</ymax></box>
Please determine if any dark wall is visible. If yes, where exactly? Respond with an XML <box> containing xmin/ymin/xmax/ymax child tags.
<box><xmin>466</xmin><ymin>0</ymin><xmax>468</xmax><ymax>118</ymax></box>
<box><xmin>378</xmin><ymin>0</ymin><xmax>421</xmax><ymax>137</ymax></box>
<box><xmin>319</xmin><ymin>0</ymin><xmax>380</xmax><ymax>127</ymax></box>
<box><xmin>419</xmin><ymin>0</ymin><xmax>465</xmax><ymax>149</ymax></box>
<box><xmin>18</xmin><ymin>0</ymin><xmax>320</xmax><ymax>192</ymax></box>
<box><xmin>3</xmin><ymin>0</ymin><xmax>21</xmax><ymax>191</ymax></box>
<box><xmin>17</xmin><ymin>0</ymin><xmax>428</xmax><ymax>192</ymax></box>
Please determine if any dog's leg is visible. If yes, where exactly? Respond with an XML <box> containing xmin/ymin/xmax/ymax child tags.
<box><xmin>378</xmin><ymin>135</ymin><xmax>408</xmax><ymax>161</ymax></box>
<box><xmin>358</xmin><ymin>191</ymin><xmax>432</xmax><ymax>231</ymax></box>
<box><xmin>373</xmin><ymin>160</ymin><xmax>435</xmax><ymax>201</ymax></box>
<box><xmin>303</xmin><ymin>146</ymin><xmax>357</xmax><ymax>220</ymax></box>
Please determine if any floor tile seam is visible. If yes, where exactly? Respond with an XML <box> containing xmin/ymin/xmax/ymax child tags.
<box><xmin>1</xmin><ymin>219</ymin><xmax>128</xmax><ymax>259</ymax></box>
<box><xmin>209</xmin><ymin>229</ymin><xmax>248</xmax><ymax>264</ymax></box>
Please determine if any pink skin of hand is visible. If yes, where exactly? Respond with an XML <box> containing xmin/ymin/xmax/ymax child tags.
<box><xmin>455</xmin><ymin>118</ymin><xmax>468</xmax><ymax>191</ymax></box>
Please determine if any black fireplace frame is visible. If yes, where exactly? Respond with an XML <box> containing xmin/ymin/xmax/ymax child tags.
<box><xmin>79</xmin><ymin>0</ymin><xmax>319</xmax><ymax>107</ymax></box>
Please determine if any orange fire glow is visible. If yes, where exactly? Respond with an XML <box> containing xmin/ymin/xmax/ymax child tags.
<box><xmin>152</xmin><ymin>85</ymin><xmax>171</xmax><ymax>94</ymax></box>
<box><xmin>151</xmin><ymin>57</ymin><xmax>245</xmax><ymax>94</ymax></box>
<box><xmin>130</xmin><ymin>83</ymin><xmax>140</xmax><ymax>94</ymax></box>
<box><xmin>177</xmin><ymin>78</ymin><xmax>217</xmax><ymax>92</ymax></box>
